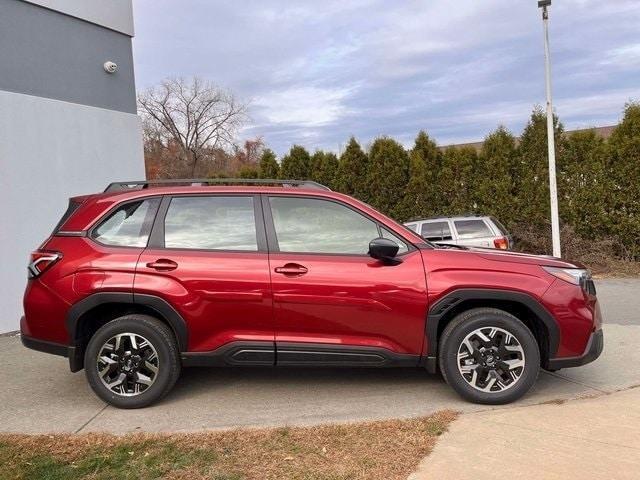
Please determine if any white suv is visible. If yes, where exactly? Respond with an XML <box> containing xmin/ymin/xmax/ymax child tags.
<box><xmin>404</xmin><ymin>216</ymin><xmax>513</xmax><ymax>249</ymax></box>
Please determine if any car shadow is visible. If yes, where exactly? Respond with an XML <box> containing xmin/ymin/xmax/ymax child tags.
<box><xmin>167</xmin><ymin>366</ymin><xmax>447</xmax><ymax>401</ymax></box>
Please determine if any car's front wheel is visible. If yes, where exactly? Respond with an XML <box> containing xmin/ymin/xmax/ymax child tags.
<box><xmin>84</xmin><ymin>314</ymin><xmax>181</xmax><ymax>408</ymax></box>
<box><xmin>439</xmin><ymin>308</ymin><xmax>540</xmax><ymax>404</ymax></box>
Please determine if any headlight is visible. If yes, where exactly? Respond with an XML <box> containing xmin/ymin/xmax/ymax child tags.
<box><xmin>542</xmin><ymin>266</ymin><xmax>591</xmax><ymax>289</ymax></box>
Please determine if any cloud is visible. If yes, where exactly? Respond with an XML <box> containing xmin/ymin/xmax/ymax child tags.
<box><xmin>133</xmin><ymin>0</ymin><xmax>640</xmax><ymax>155</ymax></box>
<box><xmin>601</xmin><ymin>44</ymin><xmax>640</xmax><ymax>68</ymax></box>
<box><xmin>252</xmin><ymin>85</ymin><xmax>357</xmax><ymax>127</ymax></box>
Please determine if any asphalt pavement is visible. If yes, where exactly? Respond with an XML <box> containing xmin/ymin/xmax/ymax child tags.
<box><xmin>1</xmin><ymin>278</ymin><xmax>639</xmax><ymax>434</ymax></box>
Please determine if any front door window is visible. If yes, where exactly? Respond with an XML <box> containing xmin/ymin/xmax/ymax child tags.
<box><xmin>269</xmin><ymin>197</ymin><xmax>379</xmax><ymax>254</ymax></box>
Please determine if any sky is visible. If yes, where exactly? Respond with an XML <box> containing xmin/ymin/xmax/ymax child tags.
<box><xmin>133</xmin><ymin>0</ymin><xmax>640</xmax><ymax>155</ymax></box>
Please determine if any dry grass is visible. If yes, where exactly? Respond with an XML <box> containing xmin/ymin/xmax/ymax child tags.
<box><xmin>0</xmin><ymin>410</ymin><xmax>458</xmax><ymax>480</ymax></box>
<box><xmin>590</xmin><ymin>259</ymin><xmax>640</xmax><ymax>278</ymax></box>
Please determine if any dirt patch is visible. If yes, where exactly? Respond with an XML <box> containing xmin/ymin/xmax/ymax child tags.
<box><xmin>0</xmin><ymin>410</ymin><xmax>458</xmax><ymax>480</ymax></box>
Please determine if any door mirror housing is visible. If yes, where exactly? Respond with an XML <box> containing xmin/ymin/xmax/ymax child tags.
<box><xmin>368</xmin><ymin>237</ymin><xmax>401</xmax><ymax>265</ymax></box>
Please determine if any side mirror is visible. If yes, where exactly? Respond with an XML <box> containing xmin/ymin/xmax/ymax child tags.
<box><xmin>368</xmin><ymin>237</ymin><xmax>401</xmax><ymax>265</ymax></box>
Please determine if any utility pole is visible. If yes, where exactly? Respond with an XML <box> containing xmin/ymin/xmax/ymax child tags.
<box><xmin>539</xmin><ymin>0</ymin><xmax>561</xmax><ymax>257</ymax></box>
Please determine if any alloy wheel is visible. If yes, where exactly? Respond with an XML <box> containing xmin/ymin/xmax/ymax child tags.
<box><xmin>457</xmin><ymin>326</ymin><xmax>526</xmax><ymax>393</ymax></box>
<box><xmin>96</xmin><ymin>333</ymin><xmax>159</xmax><ymax>397</ymax></box>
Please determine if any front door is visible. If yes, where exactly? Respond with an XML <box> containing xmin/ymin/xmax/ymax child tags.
<box><xmin>135</xmin><ymin>194</ymin><xmax>274</xmax><ymax>358</ymax></box>
<box><xmin>264</xmin><ymin>195</ymin><xmax>428</xmax><ymax>366</ymax></box>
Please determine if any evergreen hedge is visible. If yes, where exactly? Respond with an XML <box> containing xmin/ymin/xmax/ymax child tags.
<box><xmin>260</xmin><ymin>103</ymin><xmax>640</xmax><ymax>260</ymax></box>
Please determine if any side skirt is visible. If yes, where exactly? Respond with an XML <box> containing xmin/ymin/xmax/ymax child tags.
<box><xmin>181</xmin><ymin>342</ymin><xmax>275</xmax><ymax>367</ymax></box>
<box><xmin>181</xmin><ymin>341</ymin><xmax>420</xmax><ymax>368</ymax></box>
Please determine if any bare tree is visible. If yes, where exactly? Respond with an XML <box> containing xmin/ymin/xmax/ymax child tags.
<box><xmin>138</xmin><ymin>77</ymin><xmax>248</xmax><ymax>177</ymax></box>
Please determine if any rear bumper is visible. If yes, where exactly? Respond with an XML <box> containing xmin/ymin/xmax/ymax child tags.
<box><xmin>21</xmin><ymin>317</ymin><xmax>83</xmax><ymax>372</ymax></box>
<box><xmin>21</xmin><ymin>334</ymin><xmax>68</xmax><ymax>357</ymax></box>
<box><xmin>547</xmin><ymin>329</ymin><xmax>603</xmax><ymax>370</ymax></box>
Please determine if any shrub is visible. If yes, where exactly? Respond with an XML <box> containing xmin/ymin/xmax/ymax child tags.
<box><xmin>280</xmin><ymin>145</ymin><xmax>311</xmax><ymax>180</ymax></box>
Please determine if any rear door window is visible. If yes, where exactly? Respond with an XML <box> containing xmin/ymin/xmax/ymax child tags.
<box><xmin>91</xmin><ymin>198</ymin><xmax>160</xmax><ymax>247</ymax></box>
<box><xmin>453</xmin><ymin>219</ymin><xmax>493</xmax><ymax>239</ymax></box>
<box><xmin>164</xmin><ymin>196</ymin><xmax>258</xmax><ymax>251</ymax></box>
<box><xmin>421</xmin><ymin>221</ymin><xmax>452</xmax><ymax>241</ymax></box>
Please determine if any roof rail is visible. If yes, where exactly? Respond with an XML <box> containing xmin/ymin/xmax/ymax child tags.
<box><xmin>406</xmin><ymin>213</ymin><xmax>484</xmax><ymax>222</ymax></box>
<box><xmin>104</xmin><ymin>178</ymin><xmax>331</xmax><ymax>193</ymax></box>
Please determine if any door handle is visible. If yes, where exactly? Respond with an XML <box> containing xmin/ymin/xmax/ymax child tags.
<box><xmin>274</xmin><ymin>263</ymin><xmax>308</xmax><ymax>276</ymax></box>
<box><xmin>146</xmin><ymin>259</ymin><xmax>178</xmax><ymax>271</ymax></box>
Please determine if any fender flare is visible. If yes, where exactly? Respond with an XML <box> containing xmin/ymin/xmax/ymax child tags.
<box><xmin>66</xmin><ymin>292</ymin><xmax>189</xmax><ymax>352</ymax></box>
<box><xmin>425</xmin><ymin>288</ymin><xmax>560</xmax><ymax>372</ymax></box>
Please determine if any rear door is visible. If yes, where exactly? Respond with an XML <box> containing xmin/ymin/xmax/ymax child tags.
<box><xmin>264</xmin><ymin>195</ymin><xmax>428</xmax><ymax>364</ymax></box>
<box><xmin>135</xmin><ymin>194</ymin><xmax>274</xmax><ymax>356</ymax></box>
<box><xmin>451</xmin><ymin>218</ymin><xmax>495</xmax><ymax>248</ymax></box>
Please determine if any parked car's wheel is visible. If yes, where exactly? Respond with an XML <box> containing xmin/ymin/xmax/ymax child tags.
<box><xmin>84</xmin><ymin>314</ymin><xmax>181</xmax><ymax>409</ymax></box>
<box><xmin>438</xmin><ymin>308</ymin><xmax>540</xmax><ymax>405</ymax></box>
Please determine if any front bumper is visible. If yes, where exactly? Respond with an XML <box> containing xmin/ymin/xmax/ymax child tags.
<box><xmin>547</xmin><ymin>329</ymin><xmax>604</xmax><ymax>370</ymax></box>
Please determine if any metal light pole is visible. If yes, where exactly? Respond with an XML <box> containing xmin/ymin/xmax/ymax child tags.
<box><xmin>538</xmin><ymin>0</ymin><xmax>561</xmax><ymax>257</ymax></box>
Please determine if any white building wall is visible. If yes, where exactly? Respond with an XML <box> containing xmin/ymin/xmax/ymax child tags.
<box><xmin>0</xmin><ymin>92</ymin><xmax>144</xmax><ymax>333</ymax></box>
<box><xmin>0</xmin><ymin>0</ymin><xmax>142</xmax><ymax>333</ymax></box>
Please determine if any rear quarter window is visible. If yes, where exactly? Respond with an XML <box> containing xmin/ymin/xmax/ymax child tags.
<box><xmin>91</xmin><ymin>198</ymin><xmax>160</xmax><ymax>247</ymax></box>
<box><xmin>489</xmin><ymin>217</ymin><xmax>509</xmax><ymax>235</ymax></box>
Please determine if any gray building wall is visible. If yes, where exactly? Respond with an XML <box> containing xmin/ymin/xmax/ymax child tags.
<box><xmin>0</xmin><ymin>0</ymin><xmax>136</xmax><ymax>113</ymax></box>
<box><xmin>0</xmin><ymin>0</ymin><xmax>144</xmax><ymax>333</ymax></box>
<box><xmin>23</xmin><ymin>0</ymin><xmax>135</xmax><ymax>36</ymax></box>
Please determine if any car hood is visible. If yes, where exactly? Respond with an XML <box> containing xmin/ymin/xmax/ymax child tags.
<box><xmin>466</xmin><ymin>247</ymin><xmax>585</xmax><ymax>269</ymax></box>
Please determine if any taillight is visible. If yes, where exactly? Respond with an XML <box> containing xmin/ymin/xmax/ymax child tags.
<box><xmin>28</xmin><ymin>251</ymin><xmax>62</xmax><ymax>278</ymax></box>
<box><xmin>494</xmin><ymin>237</ymin><xmax>509</xmax><ymax>250</ymax></box>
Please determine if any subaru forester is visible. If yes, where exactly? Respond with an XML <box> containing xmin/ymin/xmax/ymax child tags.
<box><xmin>21</xmin><ymin>179</ymin><xmax>603</xmax><ymax>408</ymax></box>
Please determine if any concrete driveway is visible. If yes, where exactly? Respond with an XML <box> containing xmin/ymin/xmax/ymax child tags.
<box><xmin>1</xmin><ymin>278</ymin><xmax>639</xmax><ymax>434</ymax></box>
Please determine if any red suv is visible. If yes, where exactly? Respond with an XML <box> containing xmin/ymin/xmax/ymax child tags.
<box><xmin>21</xmin><ymin>179</ymin><xmax>603</xmax><ymax>408</ymax></box>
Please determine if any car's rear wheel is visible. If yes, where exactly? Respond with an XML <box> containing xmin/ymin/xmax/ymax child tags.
<box><xmin>439</xmin><ymin>308</ymin><xmax>540</xmax><ymax>405</ymax></box>
<box><xmin>84</xmin><ymin>314</ymin><xmax>181</xmax><ymax>408</ymax></box>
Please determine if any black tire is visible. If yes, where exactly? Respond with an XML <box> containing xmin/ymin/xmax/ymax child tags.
<box><xmin>84</xmin><ymin>314</ymin><xmax>181</xmax><ymax>409</ymax></box>
<box><xmin>438</xmin><ymin>308</ymin><xmax>540</xmax><ymax>405</ymax></box>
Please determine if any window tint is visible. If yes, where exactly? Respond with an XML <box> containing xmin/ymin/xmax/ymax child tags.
<box><xmin>381</xmin><ymin>228</ymin><xmax>409</xmax><ymax>254</ymax></box>
<box><xmin>454</xmin><ymin>219</ymin><xmax>492</xmax><ymax>238</ymax></box>
<box><xmin>164</xmin><ymin>196</ymin><xmax>257</xmax><ymax>251</ymax></box>
<box><xmin>92</xmin><ymin>199</ymin><xmax>159</xmax><ymax>247</ymax></box>
<box><xmin>269</xmin><ymin>197</ymin><xmax>379</xmax><ymax>254</ymax></box>
<box><xmin>421</xmin><ymin>221</ymin><xmax>452</xmax><ymax>241</ymax></box>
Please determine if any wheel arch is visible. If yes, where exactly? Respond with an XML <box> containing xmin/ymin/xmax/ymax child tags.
<box><xmin>66</xmin><ymin>292</ymin><xmax>188</xmax><ymax>371</ymax></box>
<box><xmin>425</xmin><ymin>289</ymin><xmax>559</xmax><ymax>373</ymax></box>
